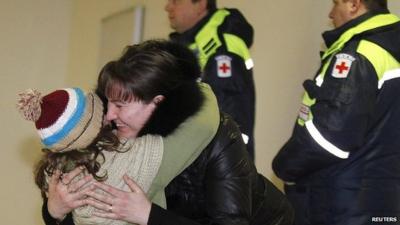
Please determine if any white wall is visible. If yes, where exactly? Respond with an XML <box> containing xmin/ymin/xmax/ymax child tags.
<box><xmin>2</xmin><ymin>1</ymin><xmax>400</xmax><ymax>224</ymax></box>
<box><xmin>0</xmin><ymin>0</ymin><xmax>72</xmax><ymax>224</ymax></box>
<box><xmin>66</xmin><ymin>0</ymin><xmax>170</xmax><ymax>90</ymax></box>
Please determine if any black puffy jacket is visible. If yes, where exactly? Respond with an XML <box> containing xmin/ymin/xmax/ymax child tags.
<box><xmin>42</xmin><ymin>84</ymin><xmax>292</xmax><ymax>225</ymax></box>
<box><xmin>148</xmin><ymin>113</ymin><xmax>294</xmax><ymax>225</ymax></box>
<box><xmin>42</xmin><ymin>114</ymin><xmax>294</xmax><ymax>225</ymax></box>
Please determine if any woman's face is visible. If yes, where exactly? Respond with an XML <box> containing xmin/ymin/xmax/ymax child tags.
<box><xmin>105</xmin><ymin>96</ymin><xmax>157</xmax><ymax>139</ymax></box>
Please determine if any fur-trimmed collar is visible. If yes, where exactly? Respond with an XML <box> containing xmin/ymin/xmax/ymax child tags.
<box><xmin>139</xmin><ymin>81</ymin><xmax>204</xmax><ymax>137</ymax></box>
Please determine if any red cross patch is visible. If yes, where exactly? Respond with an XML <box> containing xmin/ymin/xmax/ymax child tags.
<box><xmin>215</xmin><ymin>55</ymin><xmax>232</xmax><ymax>78</ymax></box>
<box><xmin>332</xmin><ymin>53</ymin><xmax>355</xmax><ymax>78</ymax></box>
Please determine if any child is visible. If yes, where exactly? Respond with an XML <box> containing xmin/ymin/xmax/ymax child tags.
<box><xmin>17</xmin><ymin>87</ymin><xmax>163</xmax><ymax>225</ymax></box>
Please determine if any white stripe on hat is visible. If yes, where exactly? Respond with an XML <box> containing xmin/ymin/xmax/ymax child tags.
<box><xmin>38</xmin><ymin>88</ymin><xmax>78</xmax><ymax>139</ymax></box>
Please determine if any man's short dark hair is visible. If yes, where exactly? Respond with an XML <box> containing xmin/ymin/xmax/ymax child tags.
<box><xmin>193</xmin><ymin>0</ymin><xmax>217</xmax><ymax>11</ymax></box>
<box><xmin>362</xmin><ymin>0</ymin><xmax>387</xmax><ymax>11</ymax></box>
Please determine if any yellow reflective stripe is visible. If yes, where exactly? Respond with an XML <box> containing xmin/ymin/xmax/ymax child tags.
<box><xmin>316</xmin><ymin>57</ymin><xmax>334</xmax><ymax>85</ymax></box>
<box><xmin>193</xmin><ymin>9</ymin><xmax>252</xmax><ymax>70</ymax></box>
<box><xmin>305</xmin><ymin>120</ymin><xmax>350</xmax><ymax>159</ymax></box>
<box><xmin>357</xmin><ymin>40</ymin><xmax>400</xmax><ymax>89</ymax></box>
<box><xmin>188</xmin><ymin>43</ymin><xmax>197</xmax><ymax>51</ymax></box>
<box><xmin>297</xmin><ymin>57</ymin><xmax>333</xmax><ymax>126</ymax></box>
<box><xmin>195</xmin><ymin>9</ymin><xmax>230</xmax><ymax>69</ymax></box>
<box><xmin>323</xmin><ymin>14</ymin><xmax>400</xmax><ymax>60</ymax></box>
<box><xmin>224</xmin><ymin>33</ymin><xmax>252</xmax><ymax>61</ymax></box>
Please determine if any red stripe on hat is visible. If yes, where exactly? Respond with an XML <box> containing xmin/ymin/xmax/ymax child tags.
<box><xmin>35</xmin><ymin>90</ymin><xmax>70</xmax><ymax>129</ymax></box>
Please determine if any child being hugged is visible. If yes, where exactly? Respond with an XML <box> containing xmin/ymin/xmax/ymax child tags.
<box><xmin>17</xmin><ymin>87</ymin><xmax>163</xmax><ymax>225</ymax></box>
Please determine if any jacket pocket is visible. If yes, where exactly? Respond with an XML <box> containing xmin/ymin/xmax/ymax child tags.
<box><xmin>305</xmin><ymin>79</ymin><xmax>354</xmax><ymax>106</ymax></box>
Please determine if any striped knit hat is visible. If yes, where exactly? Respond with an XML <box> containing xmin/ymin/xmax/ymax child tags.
<box><xmin>17</xmin><ymin>88</ymin><xmax>104</xmax><ymax>152</ymax></box>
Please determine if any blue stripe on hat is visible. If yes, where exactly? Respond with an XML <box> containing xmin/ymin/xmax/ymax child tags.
<box><xmin>42</xmin><ymin>88</ymin><xmax>86</xmax><ymax>147</ymax></box>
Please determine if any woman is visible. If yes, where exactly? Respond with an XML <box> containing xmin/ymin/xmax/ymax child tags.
<box><xmin>43</xmin><ymin>40</ymin><xmax>294</xmax><ymax>225</ymax></box>
<box><xmin>18</xmin><ymin>88</ymin><xmax>165</xmax><ymax>225</ymax></box>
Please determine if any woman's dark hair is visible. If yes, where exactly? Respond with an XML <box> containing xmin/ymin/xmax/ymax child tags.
<box><xmin>96</xmin><ymin>39</ymin><xmax>204</xmax><ymax>137</ymax></box>
<box><xmin>34</xmin><ymin>125</ymin><xmax>120</xmax><ymax>198</ymax></box>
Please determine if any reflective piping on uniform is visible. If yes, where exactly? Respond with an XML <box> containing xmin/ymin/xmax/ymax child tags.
<box><xmin>245</xmin><ymin>59</ymin><xmax>254</xmax><ymax>70</ymax></box>
<box><xmin>322</xmin><ymin>14</ymin><xmax>400</xmax><ymax>60</ymax></box>
<box><xmin>305</xmin><ymin>120</ymin><xmax>350</xmax><ymax>159</ymax></box>
<box><xmin>241</xmin><ymin>133</ymin><xmax>249</xmax><ymax>144</ymax></box>
<box><xmin>192</xmin><ymin>10</ymin><xmax>252</xmax><ymax>70</ymax></box>
<box><xmin>378</xmin><ymin>68</ymin><xmax>400</xmax><ymax>89</ymax></box>
<box><xmin>194</xmin><ymin>9</ymin><xmax>229</xmax><ymax>69</ymax></box>
<box><xmin>297</xmin><ymin>56</ymin><xmax>331</xmax><ymax>127</ymax></box>
<box><xmin>224</xmin><ymin>33</ymin><xmax>252</xmax><ymax>62</ymax></box>
<box><xmin>315</xmin><ymin>75</ymin><xmax>324</xmax><ymax>87</ymax></box>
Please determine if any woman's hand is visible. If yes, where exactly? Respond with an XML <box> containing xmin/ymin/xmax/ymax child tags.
<box><xmin>47</xmin><ymin>166</ymin><xmax>94</xmax><ymax>220</ymax></box>
<box><xmin>85</xmin><ymin>174</ymin><xmax>152</xmax><ymax>225</ymax></box>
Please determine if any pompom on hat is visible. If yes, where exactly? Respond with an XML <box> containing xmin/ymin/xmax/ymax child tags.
<box><xmin>17</xmin><ymin>88</ymin><xmax>104</xmax><ymax>152</ymax></box>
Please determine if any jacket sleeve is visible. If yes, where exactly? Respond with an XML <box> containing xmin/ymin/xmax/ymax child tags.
<box><xmin>204</xmin><ymin>118</ymin><xmax>253</xmax><ymax>225</ymax></box>
<box><xmin>148</xmin><ymin>116</ymin><xmax>253</xmax><ymax>225</ymax></box>
<box><xmin>273</xmin><ymin>50</ymin><xmax>378</xmax><ymax>182</ymax></box>
<box><xmin>148</xmin><ymin>204</ymin><xmax>203</xmax><ymax>225</ymax></box>
<box><xmin>42</xmin><ymin>199</ymin><xmax>74</xmax><ymax>225</ymax></box>
<box><xmin>202</xmin><ymin>52</ymin><xmax>254</xmax><ymax>137</ymax></box>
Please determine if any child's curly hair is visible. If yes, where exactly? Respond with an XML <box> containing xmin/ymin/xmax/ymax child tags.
<box><xmin>34</xmin><ymin>125</ymin><xmax>122</xmax><ymax>198</ymax></box>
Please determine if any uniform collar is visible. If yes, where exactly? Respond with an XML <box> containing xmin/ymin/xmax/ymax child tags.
<box><xmin>169</xmin><ymin>9</ymin><xmax>216</xmax><ymax>45</ymax></box>
<box><xmin>322</xmin><ymin>9</ymin><xmax>389</xmax><ymax>48</ymax></box>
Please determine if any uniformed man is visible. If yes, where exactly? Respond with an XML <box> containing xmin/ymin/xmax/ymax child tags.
<box><xmin>273</xmin><ymin>0</ymin><xmax>400</xmax><ymax>224</ymax></box>
<box><xmin>165</xmin><ymin>0</ymin><xmax>256</xmax><ymax>159</ymax></box>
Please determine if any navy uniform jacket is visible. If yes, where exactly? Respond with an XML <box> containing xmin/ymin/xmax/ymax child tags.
<box><xmin>273</xmin><ymin>11</ymin><xmax>400</xmax><ymax>225</ymax></box>
<box><xmin>170</xmin><ymin>8</ymin><xmax>256</xmax><ymax>159</ymax></box>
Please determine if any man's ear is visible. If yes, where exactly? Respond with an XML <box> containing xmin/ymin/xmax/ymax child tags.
<box><xmin>195</xmin><ymin>0</ymin><xmax>208</xmax><ymax>15</ymax></box>
<box><xmin>349</xmin><ymin>0</ymin><xmax>366</xmax><ymax>14</ymax></box>
<box><xmin>152</xmin><ymin>95</ymin><xmax>165</xmax><ymax>106</ymax></box>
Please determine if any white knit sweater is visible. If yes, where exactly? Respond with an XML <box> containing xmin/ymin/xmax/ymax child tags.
<box><xmin>72</xmin><ymin>134</ymin><xmax>163</xmax><ymax>225</ymax></box>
